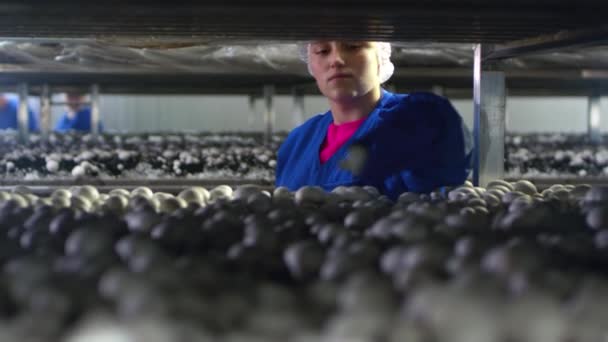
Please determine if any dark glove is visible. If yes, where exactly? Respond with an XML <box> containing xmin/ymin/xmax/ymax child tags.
<box><xmin>340</xmin><ymin>92</ymin><xmax>451</xmax><ymax>181</ymax></box>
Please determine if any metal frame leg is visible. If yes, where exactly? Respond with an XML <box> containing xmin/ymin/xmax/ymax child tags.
<box><xmin>17</xmin><ymin>83</ymin><xmax>29</xmax><ymax>142</ymax></box>
<box><xmin>263</xmin><ymin>85</ymin><xmax>275</xmax><ymax>145</ymax></box>
<box><xmin>291</xmin><ymin>87</ymin><xmax>305</xmax><ymax>127</ymax></box>
<box><xmin>473</xmin><ymin>44</ymin><xmax>506</xmax><ymax>187</ymax></box>
<box><xmin>40</xmin><ymin>84</ymin><xmax>51</xmax><ymax>140</ymax></box>
<box><xmin>588</xmin><ymin>93</ymin><xmax>602</xmax><ymax>144</ymax></box>
<box><xmin>248</xmin><ymin>94</ymin><xmax>257</xmax><ymax>130</ymax></box>
<box><xmin>90</xmin><ymin>84</ymin><xmax>100</xmax><ymax>136</ymax></box>
<box><xmin>431</xmin><ymin>85</ymin><xmax>445</xmax><ymax>96</ymax></box>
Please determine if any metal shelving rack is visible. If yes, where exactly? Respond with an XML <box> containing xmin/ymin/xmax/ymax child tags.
<box><xmin>0</xmin><ymin>0</ymin><xmax>606</xmax><ymax>187</ymax></box>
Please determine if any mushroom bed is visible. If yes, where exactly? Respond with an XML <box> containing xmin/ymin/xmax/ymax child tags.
<box><xmin>2</xmin><ymin>131</ymin><xmax>608</xmax><ymax>181</ymax></box>
<box><xmin>0</xmin><ymin>180</ymin><xmax>608</xmax><ymax>341</ymax></box>
<box><xmin>506</xmin><ymin>133</ymin><xmax>608</xmax><ymax>177</ymax></box>
<box><xmin>0</xmin><ymin>131</ymin><xmax>281</xmax><ymax>181</ymax></box>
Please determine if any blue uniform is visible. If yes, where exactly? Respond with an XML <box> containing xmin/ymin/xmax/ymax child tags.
<box><xmin>0</xmin><ymin>97</ymin><xmax>38</xmax><ymax>131</ymax></box>
<box><xmin>276</xmin><ymin>89</ymin><xmax>473</xmax><ymax>200</ymax></box>
<box><xmin>55</xmin><ymin>107</ymin><xmax>103</xmax><ymax>133</ymax></box>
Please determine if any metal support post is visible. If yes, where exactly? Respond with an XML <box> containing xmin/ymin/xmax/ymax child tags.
<box><xmin>40</xmin><ymin>84</ymin><xmax>51</xmax><ymax>140</ymax></box>
<box><xmin>248</xmin><ymin>94</ymin><xmax>257</xmax><ymax>130</ymax></box>
<box><xmin>263</xmin><ymin>85</ymin><xmax>275</xmax><ymax>145</ymax></box>
<box><xmin>90</xmin><ymin>84</ymin><xmax>100</xmax><ymax>136</ymax></box>
<box><xmin>291</xmin><ymin>87</ymin><xmax>305</xmax><ymax>127</ymax></box>
<box><xmin>17</xmin><ymin>83</ymin><xmax>29</xmax><ymax>142</ymax></box>
<box><xmin>431</xmin><ymin>85</ymin><xmax>445</xmax><ymax>97</ymax></box>
<box><xmin>473</xmin><ymin>44</ymin><xmax>506</xmax><ymax>187</ymax></box>
<box><xmin>587</xmin><ymin>93</ymin><xmax>602</xmax><ymax>144</ymax></box>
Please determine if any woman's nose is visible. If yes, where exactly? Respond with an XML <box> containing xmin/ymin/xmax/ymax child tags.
<box><xmin>329</xmin><ymin>49</ymin><xmax>346</xmax><ymax>67</ymax></box>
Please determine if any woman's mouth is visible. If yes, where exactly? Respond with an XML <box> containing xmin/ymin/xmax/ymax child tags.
<box><xmin>328</xmin><ymin>74</ymin><xmax>353</xmax><ymax>82</ymax></box>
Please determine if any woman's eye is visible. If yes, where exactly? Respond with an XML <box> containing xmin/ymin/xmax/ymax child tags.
<box><xmin>314</xmin><ymin>49</ymin><xmax>329</xmax><ymax>55</ymax></box>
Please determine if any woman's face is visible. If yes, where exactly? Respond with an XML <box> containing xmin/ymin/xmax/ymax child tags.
<box><xmin>66</xmin><ymin>93</ymin><xmax>84</xmax><ymax>113</ymax></box>
<box><xmin>308</xmin><ymin>41</ymin><xmax>380</xmax><ymax>101</ymax></box>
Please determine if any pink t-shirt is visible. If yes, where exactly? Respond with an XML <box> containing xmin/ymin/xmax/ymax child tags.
<box><xmin>319</xmin><ymin>116</ymin><xmax>367</xmax><ymax>164</ymax></box>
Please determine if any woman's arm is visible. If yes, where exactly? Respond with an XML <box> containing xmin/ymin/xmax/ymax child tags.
<box><xmin>341</xmin><ymin>92</ymin><xmax>472</xmax><ymax>185</ymax></box>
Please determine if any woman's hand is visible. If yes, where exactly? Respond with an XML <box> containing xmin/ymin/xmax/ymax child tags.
<box><xmin>339</xmin><ymin>143</ymin><xmax>369</xmax><ymax>175</ymax></box>
<box><xmin>339</xmin><ymin>92</ymin><xmax>451</xmax><ymax>180</ymax></box>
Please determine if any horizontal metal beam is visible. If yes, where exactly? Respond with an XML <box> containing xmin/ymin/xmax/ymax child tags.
<box><xmin>486</xmin><ymin>26</ymin><xmax>608</xmax><ymax>60</ymax></box>
<box><xmin>0</xmin><ymin>69</ymin><xmax>607</xmax><ymax>97</ymax></box>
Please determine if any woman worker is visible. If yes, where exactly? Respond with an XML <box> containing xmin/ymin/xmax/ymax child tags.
<box><xmin>275</xmin><ymin>41</ymin><xmax>473</xmax><ymax>200</ymax></box>
<box><xmin>55</xmin><ymin>92</ymin><xmax>103</xmax><ymax>133</ymax></box>
<box><xmin>0</xmin><ymin>94</ymin><xmax>38</xmax><ymax>131</ymax></box>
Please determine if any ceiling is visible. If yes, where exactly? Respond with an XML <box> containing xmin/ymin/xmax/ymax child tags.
<box><xmin>0</xmin><ymin>1</ymin><xmax>605</xmax><ymax>94</ymax></box>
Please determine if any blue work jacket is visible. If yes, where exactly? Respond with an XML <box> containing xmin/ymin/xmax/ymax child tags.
<box><xmin>0</xmin><ymin>97</ymin><xmax>38</xmax><ymax>131</ymax></box>
<box><xmin>55</xmin><ymin>107</ymin><xmax>103</xmax><ymax>133</ymax></box>
<box><xmin>276</xmin><ymin>89</ymin><xmax>473</xmax><ymax>200</ymax></box>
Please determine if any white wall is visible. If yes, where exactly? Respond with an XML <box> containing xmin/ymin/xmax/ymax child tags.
<box><xmin>439</xmin><ymin>97</ymin><xmax>608</xmax><ymax>134</ymax></box>
<box><xmin>98</xmin><ymin>94</ymin><xmax>331</xmax><ymax>133</ymax></box>
<box><xmin>37</xmin><ymin>93</ymin><xmax>608</xmax><ymax>134</ymax></box>
<box><xmin>453</xmin><ymin>97</ymin><xmax>608</xmax><ymax>133</ymax></box>
<box><xmin>505</xmin><ymin>97</ymin><xmax>591</xmax><ymax>133</ymax></box>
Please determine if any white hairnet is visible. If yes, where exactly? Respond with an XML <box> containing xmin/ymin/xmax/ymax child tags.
<box><xmin>299</xmin><ymin>42</ymin><xmax>394</xmax><ymax>84</ymax></box>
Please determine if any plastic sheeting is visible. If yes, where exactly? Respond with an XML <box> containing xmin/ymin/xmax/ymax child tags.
<box><xmin>0</xmin><ymin>40</ymin><xmax>308</xmax><ymax>74</ymax></box>
<box><xmin>391</xmin><ymin>43</ymin><xmax>608</xmax><ymax>70</ymax></box>
<box><xmin>0</xmin><ymin>40</ymin><xmax>607</xmax><ymax>75</ymax></box>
